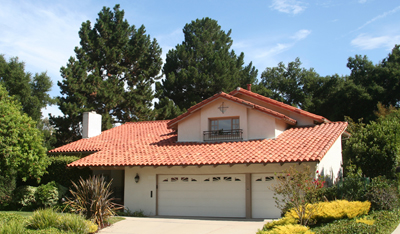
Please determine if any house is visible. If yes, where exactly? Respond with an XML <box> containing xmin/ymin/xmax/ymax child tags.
<box><xmin>49</xmin><ymin>86</ymin><xmax>348</xmax><ymax>219</ymax></box>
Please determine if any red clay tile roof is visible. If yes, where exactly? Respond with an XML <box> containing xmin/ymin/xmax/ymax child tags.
<box><xmin>229</xmin><ymin>88</ymin><xmax>328</xmax><ymax>123</ymax></box>
<box><xmin>48</xmin><ymin>121</ymin><xmax>348</xmax><ymax>168</ymax></box>
<box><xmin>167</xmin><ymin>92</ymin><xmax>297</xmax><ymax>129</ymax></box>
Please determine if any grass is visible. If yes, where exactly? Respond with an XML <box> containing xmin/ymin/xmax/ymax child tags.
<box><xmin>108</xmin><ymin>216</ymin><xmax>125</xmax><ymax>225</ymax></box>
<box><xmin>2</xmin><ymin>211</ymin><xmax>33</xmax><ymax>217</ymax></box>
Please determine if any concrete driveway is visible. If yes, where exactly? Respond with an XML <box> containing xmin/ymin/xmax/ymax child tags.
<box><xmin>98</xmin><ymin>217</ymin><xmax>269</xmax><ymax>234</ymax></box>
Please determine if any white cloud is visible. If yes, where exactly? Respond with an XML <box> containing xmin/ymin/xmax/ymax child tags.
<box><xmin>291</xmin><ymin>29</ymin><xmax>311</xmax><ymax>40</ymax></box>
<box><xmin>270</xmin><ymin>0</ymin><xmax>306</xmax><ymax>15</ymax></box>
<box><xmin>351</xmin><ymin>33</ymin><xmax>400</xmax><ymax>50</ymax></box>
<box><xmin>254</xmin><ymin>29</ymin><xmax>311</xmax><ymax>59</ymax></box>
<box><xmin>256</xmin><ymin>43</ymin><xmax>292</xmax><ymax>58</ymax></box>
<box><xmin>0</xmin><ymin>1</ymin><xmax>89</xmax><ymax>87</ymax></box>
<box><xmin>358</xmin><ymin>0</ymin><xmax>367</xmax><ymax>3</ymax></box>
<box><xmin>355</xmin><ymin>6</ymin><xmax>400</xmax><ymax>31</ymax></box>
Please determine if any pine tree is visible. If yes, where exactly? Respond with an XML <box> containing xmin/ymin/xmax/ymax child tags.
<box><xmin>51</xmin><ymin>4</ymin><xmax>162</xmax><ymax>146</ymax></box>
<box><xmin>156</xmin><ymin>17</ymin><xmax>258</xmax><ymax>119</ymax></box>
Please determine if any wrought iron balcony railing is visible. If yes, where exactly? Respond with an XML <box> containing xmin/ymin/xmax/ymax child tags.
<box><xmin>203</xmin><ymin>129</ymin><xmax>243</xmax><ymax>141</ymax></box>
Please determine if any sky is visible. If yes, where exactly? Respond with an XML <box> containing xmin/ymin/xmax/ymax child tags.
<box><xmin>1</xmin><ymin>0</ymin><xmax>400</xmax><ymax>118</ymax></box>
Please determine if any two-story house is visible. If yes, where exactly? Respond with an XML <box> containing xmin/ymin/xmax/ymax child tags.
<box><xmin>49</xmin><ymin>86</ymin><xmax>348</xmax><ymax>219</ymax></box>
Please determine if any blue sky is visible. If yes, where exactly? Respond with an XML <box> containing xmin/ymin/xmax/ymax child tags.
<box><xmin>1</xmin><ymin>0</ymin><xmax>399</xmax><ymax>117</ymax></box>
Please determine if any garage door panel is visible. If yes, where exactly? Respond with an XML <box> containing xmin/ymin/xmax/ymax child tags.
<box><xmin>158</xmin><ymin>174</ymin><xmax>245</xmax><ymax>217</ymax></box>
<box><xmin>252</xmin><ymin>174</ymin><xmax>281</xmax><ymax>219</ymax></box>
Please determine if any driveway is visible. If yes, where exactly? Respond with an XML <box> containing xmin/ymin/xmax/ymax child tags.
<box><xmin>98</xmin><ymin>217</ymin><xmax>269</xmax><ymax>234</ymax></box>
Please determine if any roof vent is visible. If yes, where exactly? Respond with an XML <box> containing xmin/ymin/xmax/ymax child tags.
<box><xmin>82</xmin><ymin>111</ymin><xmax>102</xmax><ymax>139</ymax></box>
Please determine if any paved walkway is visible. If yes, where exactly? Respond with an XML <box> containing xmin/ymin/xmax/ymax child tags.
<box><xmin>98</xmin><ymin>217</ymin><xmax>268</xmax><ymax>234</ymax></box>
<box><xmin>99</xmin><ymin>217</ymin><xmax>400</xmax><ymax>234</ymax></box>
<box><xmin>393</xmin><ymin>223</ymin><xmax>400</xmax><ymax>234</ymax></box>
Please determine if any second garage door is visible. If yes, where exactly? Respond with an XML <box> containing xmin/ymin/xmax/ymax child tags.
<box><xmin>252</xmin><ymin>174</ymin><xmax>281</xmax><ymax>218</ymax></box>
<box><xmin>158</xmin><ymin>174</ymin><xmax>246</xmax><ymax>217</ymax></box>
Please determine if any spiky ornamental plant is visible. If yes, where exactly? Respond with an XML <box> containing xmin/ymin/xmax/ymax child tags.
<box><xmin>64</xmin><ymin>175</ymin><xmax>122</xmax><ymax>226</ymax></box>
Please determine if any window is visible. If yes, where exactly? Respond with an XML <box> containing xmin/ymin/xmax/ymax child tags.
<box><xmin>204</xmin><ymin>118</ymin><xmax>242</xmax><ymax>141</ymax></box>
<box><xmin>210</xmin><ymin>118</ymin><xmax>240</xmax><ymax>131</ymax></box>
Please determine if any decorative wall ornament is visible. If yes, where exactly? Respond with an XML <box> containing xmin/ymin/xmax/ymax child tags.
<box><xmin>218</xmin><ymin>102</ymin><xmax>229</xmax><ymax>114</ymax></box>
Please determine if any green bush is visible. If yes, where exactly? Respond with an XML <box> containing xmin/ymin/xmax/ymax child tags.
<box><xmin>18</xmin><ymin>156</ymin><xmax>92</xmax><ymax>189</ymax></box>
<box><xmin>117</xmin><ymin>208</ymin><xmax>146</xmax><ymax>217</ymax></box>
<box><xmin>12</xmin><ymin>185</ymin><xmax>37</xmax><ymax>210</ymax></box>
<box><xmin>58</xmin><ymin>213</ymin><xmax>92</xmax><ymax>234</ymax></box>
<box><xmin>42</xmin><ymin>156</ymin><xmax>92</xmax><ymax>188</ymax></box>
<box><xmin>0</xmin><ymin>174</ymin><xmax>16</xmax><ymax>209</ymax></box>
<box><xmin>0</xmin><ymin>212</ymin><xmax>27</xmax><ymax>233</ymax></box>
<box><xmin>28</xmin><ymin>209</ymin><xmax>60</xmax><ymax>230</ymax></box>
<box><xmin>36</xmin><ymin>181</ymin><xmax>59</xmax><ymax>208</ymax></box>
<box><xmin>26</xmin><ymin>208</ymin><xmax>97</xmax><ymax>234</ymax></box>
<box><xmin>312</xmin><ymin>209</ymin><xmax>400</xmax><ymax>234</ymax></box>
<box><xmin>0</xmin><ymin>219</ymin><xmax>25</xmax><ymax>234</ymax></box>
<box><xmin>365</xmin><ymin>176</ymin><xmax>399</xmax><ymax>211</ymax></box>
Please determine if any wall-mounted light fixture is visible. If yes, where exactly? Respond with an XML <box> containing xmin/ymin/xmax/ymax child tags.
<box><xmin>134</xmin><ymin>173</ymin><xmax>140</xmax><ymax>183</ymax></box>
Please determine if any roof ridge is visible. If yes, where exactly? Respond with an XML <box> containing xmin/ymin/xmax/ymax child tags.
<box><xmin>229</xmin><ymin>88</ymin><xmax>329</xmax><ymax>123</ymax></box>
<box><xmin>167</xmin><ymin>92</ymin><xmax>296</xmax><ymax>129</ymax></box>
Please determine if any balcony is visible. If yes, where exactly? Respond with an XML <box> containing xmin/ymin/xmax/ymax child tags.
<box><xmin>203</xmin><ymin>129</ymin><xmax>243</xmax><ymax>142</ymax></box>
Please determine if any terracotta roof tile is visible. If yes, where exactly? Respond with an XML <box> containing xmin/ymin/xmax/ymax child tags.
<box><xmin>167</xmin><ymin>92</ymin><xmax>297</xmax><ymax>129</ymax></box>
<box><xmin>48</xmin><ymin>121</ymin><xmax>348</xmax><ymax>168</ymax></box>
<box><xmin>229</xmin><ymin>88</ymin><xmax>328</xmax><ymax>123</ymax></box>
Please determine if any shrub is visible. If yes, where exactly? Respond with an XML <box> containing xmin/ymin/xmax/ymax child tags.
<box><xmin>258</xmin><ymin>224</ymin><xmax>314</xmax><ymax>234</ymax></box>
<box><xmin>356</xmin><ymin>217</ymin><xmax>375</xmax><ymax>225</ymax></box>
<box><xmin>284</xmin><ymin>200</ymin><xmax>370</xmax><ymax>225</ymax></box>
<box><xmin>36</xmin><ymin>181</ymin><xmax>59</xmax><ymax>208</ymax></box>
<box><xmin>65</xmin><ymin>175</ymin><xmax>122</xmax><ymax>227</ymax></box>
<box><xmin>0</xmin><ymin>213</ymin><xmax>27</xmax><ymax>234</ymax></box>
<box><xmin>58</xmin><ymin>213</ymin><xmax>91</xmax><ymax>234</ymax></box>
<box><xmin>26</xmin><ymin>208</ymin><xmax>97</xmax><ymax>234</ymax></box>
<box><xmin>311</xmin><ymin>209</ymin><xmax>400</xmax><ymax>234</ymax></box>
<box><xmin>365</xmin><ymin>176</ymin><xmax>399</xmax><ymax>210</ymax></box>
<box><xmin>117</xmin><ymin>208</ymin><xmax>146</xmax><ymax>217</ymax></box>
<box><xmin>272</xmin><ymin>165</ymin><xmax>325</xmax><ymax>226</ymax></box>
<box><xmin>0</xmin><ymin>174</ymin><xmax>16</xmax><ymax>209</ymax></box>
<box><xmin>28</xmin><ymin>209</ymin><xmax>60</xmax><ymax>230</ymax></box>
<box><xmin>41</xmin><ymin>156</ymin><xmax>92</xmax><ymax>188</ymax></box>
<box><xmin>336</xmin><ymin>164</ymin><xmax>369</xmax><ymax>201</ymax></box>
<box><xmin>0</xmin><ymin>219</ymin><xmax>25</xmax><ymax>234</ymax></box>
<box><xmin>12</xmin><ymin>185</ymin><xmax>37</xmax><ymax>210</ymax></box>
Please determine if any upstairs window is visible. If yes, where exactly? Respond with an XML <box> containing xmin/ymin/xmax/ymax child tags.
<box><xmin>204</xmin><ymin>118</ymin><xmax>242</xmax><ymax>141</ymax></box>
<box><xmin>210</xmin><ymin>118</ymin><xmax>239</xmax><ymax>131</ymax></box>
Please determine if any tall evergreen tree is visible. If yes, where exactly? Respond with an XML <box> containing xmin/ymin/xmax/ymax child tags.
<box><xmin>0</xmin><ymin>55</ymin><xmax>54</xmax><ymax>121</ymax></box>
<box><xmin>156</xmin><ymin>17</ymin><xmax>258</xmax><ymax>119</ymax></box>
<box><xmin>51</xmin><ymin>4</ymin><xmax>162</xmax><ymax>146</ymax></box>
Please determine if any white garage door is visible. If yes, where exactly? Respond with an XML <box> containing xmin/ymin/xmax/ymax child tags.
<box><xmin>252</xmin><ymin>174</ymin><xmax>281</xmax><ymax>218</ymax></box>
<box><xmin>158</xmin><ymin>174</ymin><xmax>246</xmax><ymax>217</ymax></box>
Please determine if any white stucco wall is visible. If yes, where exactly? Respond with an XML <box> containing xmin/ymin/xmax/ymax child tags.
<box><xmin>247</xmin><ymin>109</ymin><xmax>275</xmax><ymax>140</ymax></box>
<box><xmin>177</xmin><ymin>110</ymin><xmax>201</xmax><ymax>142</ymax></box>
<box><xmin>176</xmin><ymin>97</ymin><xmax>289</xmax><ymax>142</ymax></box>
<box><xmin>200</xmin><ymin>98</ymin><xmax>248</xmax><ymax>140</ymax></box>
<box><xmin>315</xmin><ymin>135</ymin><xmax>343</xmax><ymax>185</ymax></box>
<box><xmin>275</xmin><ymin>119</ymin><xmax>287</xmax><ymax>137</ymax></box>
<box><xmin>124</xmin><ymin>162</ymin><xmax>317</xmax><ymax>216</ymax></box>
